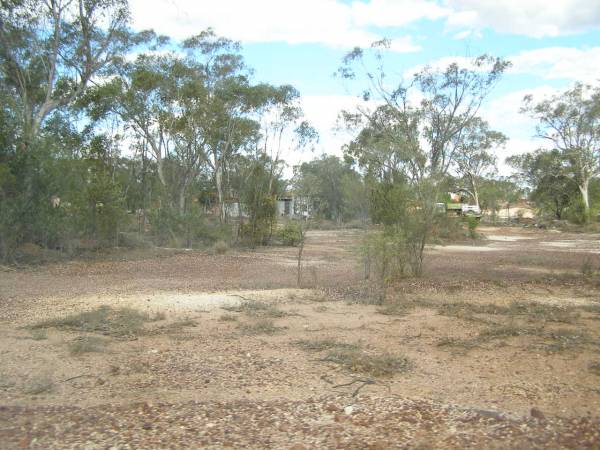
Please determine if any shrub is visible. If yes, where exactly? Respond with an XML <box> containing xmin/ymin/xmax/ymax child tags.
<box><xmin>239</xmin><ymin>319</ymin><xmax>281</xmax><ymax>335</ymax></box>
<box><xmin>581</xmin><ymin>257</ymin><xmax>594</xmax><ymax>277</ymax></box>
<box><xmin>324</xmin><ymin>348</ymin><xmax>412</xmax><ymax>377</ymax></box>
<box><xmin>32</xmin><ymin>305</ymin><xmax>153</xmax><ymax>337</ymax></box>
<box><xmin>279</xmin><ymin>221</ymin><xmax>303</xmax><ymax>246</ymax></box>
<box><xmin>24</xmin><ymin>375</ymin><xmax>54</xmax><ymax>395</ymax></box>
<box><xmin>69</xmin><ymin>336</ymin><xmax>107</xmax><ymax>355</ymax></box>
<box><xmin>211</xmin><ymin>240</ymin><xmax>229</xmax><ymax>255</ymax></box>
<box><xmin>465</xmin><ymin>216</ymin><xmax>480</xmax><ymax>239</ymax></box>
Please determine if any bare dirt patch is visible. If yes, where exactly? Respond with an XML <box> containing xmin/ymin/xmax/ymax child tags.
<box><xmin>1</xmin><ymin>226</ymin><xmax>600</xmax><ymax>448</ymax></box>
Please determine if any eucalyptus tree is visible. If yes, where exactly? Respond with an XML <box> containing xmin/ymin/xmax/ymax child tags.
<box><xmin>507</xmin><ymin>149</ymin><xmax>578</xmax><ymax>220</ymax></box>
<box><xmin>85</xmin><ymin>51</ymin><xmax>199</xmax><ymax>215</ymax></box>
<box><xmin>339</xmin><ymin>48</ymin><xmax>509</xmax><ymax>184</ymax></box>
<box><xmin>252</xmin><ymin>83</ymin><xmax>318</xmax><ymax>192</ymax></box>
<box><xmin>453</xmin><ymin>117</ymin><xmax>506</xmax><ymax>208</ymax></box>
<box><xmin>522</xmin><ymin>83</ymin><xmax>600</xmax><ymax>220</ymax></box>
<box><xmin>0</xmin><ymin>0</ymin><xmax>133</xmax><ymax>259</ymax></box>
<box><xmin>293</xmin><ymin>155</ymin><xmax>363</xmax><ymax>222</ymax></box>
<box><xmin>339</xmin><ymin>47</ymin><xmax>509</xmax><ymax>275</ymax></box>
<box><xmin>86</xmin><ymin>30</ymin><xmax>265</xmax><ymax>220</ymax></box>
<box><xmin>0</xmin><ymin>0</ymin><xmax>132</xmax><ymax>150</ymax></box>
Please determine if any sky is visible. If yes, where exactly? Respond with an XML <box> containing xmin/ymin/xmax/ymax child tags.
<box><xmin>129</xmin><ymin>0</ymin><xmax>600</xmax><ymax>175</ymax></box>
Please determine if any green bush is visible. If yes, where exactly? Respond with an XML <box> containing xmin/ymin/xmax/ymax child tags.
<box><xmin>279</xmin><ymin>221</ymin><xmax>303</xmax><ymax>246</ymax></box>
<box><xmin>465</xmin><ymin>216</ymin><xmax>480</xmax><ymax>239</ymax></box>
<box><xmin>211</xmin><ymin>240</ymin><xmax>229</xmax><ymax>254</ymax></box>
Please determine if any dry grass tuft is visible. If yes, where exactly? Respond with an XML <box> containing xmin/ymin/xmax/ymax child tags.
<box><xmin>218</xmin><ymin>313</ymin><xmax>238</xmax><ymax>322</ymax></box>
<box><xmin>30</xmin><ymin>329</ymin><xmax>48</xmax><ymax>340</ymax></box>
<box><xmin>224</xmin><ymin>300</ymin><xmax>288</xmax><ymax>318</ymax></box>
<box><xmin>295</xmin><ymin>338</ymin><xmax>360</xmax><ymax>353</ymax></box>
<box><xmin>32</xmin><ymin>305</ymin><xmax>155</xmax><ymax>338</ymax></box>
<box><xmin>435</xmin><ymin>301</ymin><xmax>579</xmax><ymax>324</ymax></box>
<box><xmin>24</xmin><ymin>375</ymin><xmax>54</xmax><ymax>395</ymax></box>
<box><xmin>69</xmin><ymin>336</ymin><xmax>108</xmax><ymax>355</ymax></box>
<box><xmin>324</xmin><ymin>348</ymin><xmax>411</xmax><ymax>377</ymax></box>
<box><xmin>239</xmin><ymin>319</ymin><xmax>282</xmax><ymax>335</ymax></box>
<box><xmin>589</xmin><ymin>361</ymin><xmax>600</xmax><ymax>376</ymax></box>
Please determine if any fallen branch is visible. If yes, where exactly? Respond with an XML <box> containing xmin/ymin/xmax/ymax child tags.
<box><xmin>333</xmin><ymin>378</ymin><xmax>376</xmax><ymax>397</ymax></box>
<box><xmin>62</xmin><ymin>374</ymin><xmax>95</xmax><ymax>383</ymax></box>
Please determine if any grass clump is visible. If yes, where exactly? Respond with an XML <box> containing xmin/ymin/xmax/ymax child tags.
<box><xmin>239</xmin><ymin>319</ymin><xmax>281</xmax><ymax>335</ymax></box>
<box><xmin>581</xmin><ymin>303</ymin><xmax>600</xmax><ymax>315</ymax></box>
<box><xmin>544</xmin><ymin>329</ymin><xmax>593</xmax><ymax>353</ymax></box>
<box><xmin>24</xmin><ymin>375</ymin><xmax>54</xmax><ymax>395</ymax></box>
<box><xmin>31</xmin><ymin>305</ymin><xmax>153</xmax><ymax>338</ymax></box>
<box><xmin>218</xmin><ymin>313</ymin><xmax>238</xmax><ymax>322</ymax></box>
<box><xmin>479</xmin><ymin>324</ymin><xmax>544</xmax><ymax>340</ymax></box>
<box><xmin>435</xmin><ymin>301</ymin><xmax>579</xmax><ymax>324</ymax></box>
<box><xmin>211</xmin><ymin>240</ymin><xmax>229</xmax><ymax>255</ymax></box>
<box><xmin>295</xmin><ymin>338</ymin><xmax>360</xmax><ymax>352</ymax></box>
<box><xmin>589</xmin><ymin>361</ymin><xmax>600</xmax><ymax>376</ymax></box>
<box><xmin>224</xmin><ymin>300</ymin><xmax>287</xmax><ymax>318</ymax></box>
<box><xmin>69</xmin><ymin>336</ymin><xmax>107</xmax><ymax>355</ymax></box>
<box><xmin>377</xmin><ymin>302</ymin><xmax>413</xmax><ymax>316</ymax></box>
<box><xmin>30</xmin><ymin>329</ymin><xmax>48</xmax><ymax>340</ymax></box>
<box><xmin>436</xmin><ymin>337</ymin><xmax>477</xmax><ymax>352</ymax></box>
<box><xmin>324</xmin><ymin>348</ymin><xmax>411</xmax><ymax>377</ymax></box>
<box><xmin>581</xmin><ymin>257</ymin><xmax>594</xmax><ymax>277</ymax></box>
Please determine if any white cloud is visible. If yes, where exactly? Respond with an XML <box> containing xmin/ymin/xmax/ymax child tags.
<box><xmin>350</xmin><ymin>0</ymin><xmax>448</xmax><ymax>28</ymax></box>
<box><xmin>129</xmin><ymin>0</ymin><xmax>423</xmax><ymax>52</ymax></box>
<box><xmin>129</xmin><ymin>1</ymin><xmax>600</xmax><ymax>54</ymax></box>
<box><xmin>510</xmin><ymin>47</ymin><xmax>600</xmax><ymax>83</ymax></box>
<box><xmin>445</xmin><ymin>0</ymin><xmax>600</xmax><ymax>38</ymax></box>
<box><xmin>479</xmin><ymin>87</ymin><xmax>559</xmax><ymax>174</ymax></box>
<box><xmin>403</xmin><ymin>47</ymin><xmax>600</xmax><ymax>84</ymax></box>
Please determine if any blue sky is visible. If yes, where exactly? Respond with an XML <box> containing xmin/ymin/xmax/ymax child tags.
<box><xmin>130</xmin><ymin>0</ymin><xmax>600</xmax><ymax>174</ymax></box>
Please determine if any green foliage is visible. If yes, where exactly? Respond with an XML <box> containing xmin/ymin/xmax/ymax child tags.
<box><xmin>367</xmin><ymin>179</ymin><xmax>434</xmax><ymax>277</ymax></box>
<box><xmin>32</xmin><ymin>305</ymin><xmax>154</xmax><ymax>338</ymax></box>
<box><xmin>238</xmin><ymin>158</ymin><xmax>278</xmax><ymax>246</ymax></box>
<box><xmin>508</xmin><ymin>149</ymin><xmax>578</xmax><ymax>220</ymax></box>
<box><xmin>522</xmin><ymin>83</ymin><xmax>600</xmax><ymax>220</ymax></box>
<box><xmin>279</xmin><ymin>221</ymin><xmax>303</xmax><ymax>246</ymax></box>
<box><xmin>147</xmin><ymin>205</ymin><xmax>230</xmax><ymax>248</ymax></box>
<box><xmin>465</xmin><ymin>216</ymin><xmax>480</xmax><ymax>239</ymax></box>
<box><xmin>478</xmin><ymin>177</ymin><xmax>522</xmax><ymax>222</ymax></box>
<box><xmin>0</xmin><ymin>19</ymin><xmax>309</xmax><ymax>262</ymax></box>
<box><xmin>362</xmin><ymin>230</ymin><xmax>409</xmax><ymax>286</ymax></box>
<box><xmin>294</xmin><ymin>155</ymin><xmax>367</xmax><ymax>222</ymax></box>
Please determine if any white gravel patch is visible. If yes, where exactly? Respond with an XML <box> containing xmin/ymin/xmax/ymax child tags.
<box><xmin>429</xmin><ymin>245</ymin><xmax>505</xmax><ymax>253</ymax></box>
<box><xmin>485</xmin><ymin>235</ymin><xmax>534</xmax><ymax>242</ymax></box>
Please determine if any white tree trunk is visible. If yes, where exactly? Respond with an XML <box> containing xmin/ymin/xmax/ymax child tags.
<box><xmin>579</xmin><ymin>178</ymin><xmax>590</xmax><ymax>219</ymax></box>
<box><xmin>215</xmin><ymin>165</ymin><xmax>224</xmax><ymax>222</ymax></box>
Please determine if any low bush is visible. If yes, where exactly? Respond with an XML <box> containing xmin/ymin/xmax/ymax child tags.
<box><xmin>69</xmin><ymin>336</ymin><xmax>108</xmax><ymax>355</ymax></box>
<box><xmin>32</xmin><ymin>305</ymin><xmax>156</xmax><ymax>337</ymax></box>
<box><xmin>324</xmin><ymin>348</ymin><xmax>412</xmax><ymax>377</ymax></box>
<box><xmin>278</xmin><ymin>221</ymin><xmax>303</xmax><ymax>246</ymax></box>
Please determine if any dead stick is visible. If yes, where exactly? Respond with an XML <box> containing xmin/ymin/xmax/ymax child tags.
<box><xmin>62</xmin><ymin>374</ymin><xmax>94</xmax><ymax>383</ymax></box>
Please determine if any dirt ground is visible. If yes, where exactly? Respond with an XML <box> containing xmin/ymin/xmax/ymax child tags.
<box><xmin>1</xmin><ymin>225</ymin><xmax>599</xmax><ymax>449</ymax></box>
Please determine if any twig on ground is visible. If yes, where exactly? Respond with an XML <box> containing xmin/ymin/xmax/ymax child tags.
<box><xmin>320</xmin><ymin>374</ymin><xmax>334</xmax><ymax>385</ymax></box>
<box><xmin>62</xmin><ymin>374</ymin><xmax>95</xmax><ymax>383</ymax></box>
<box><xmin>333</xmin><ymin>378</ymin><xmax>376</xmax><ymax>397</ymax></box>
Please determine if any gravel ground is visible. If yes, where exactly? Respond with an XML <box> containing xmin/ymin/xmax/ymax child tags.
<box><xmin>1</xmin><ymin>227</ymin><xmax>600</xmax><ymax>448</ymax></box>
<box><xmin>2</xmin><ymin>396</ymin><xmax>599</xmax><ymax>449</ymax></box>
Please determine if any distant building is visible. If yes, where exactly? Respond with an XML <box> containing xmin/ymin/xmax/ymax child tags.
<box><xmin>276</xmin><ymin>194</ymin><xmax>311</xmax><ymax>219</ymax></box>
<box><xmin>489</xmin><ymin>200</ymin><xmax>535</xmax><ymax>221</ymax></box>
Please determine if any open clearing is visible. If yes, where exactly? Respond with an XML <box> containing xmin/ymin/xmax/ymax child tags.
<box><xmin>1</xmin><ymin>226</ymin><xmax>600</xmax><ymax>448</ymax></box>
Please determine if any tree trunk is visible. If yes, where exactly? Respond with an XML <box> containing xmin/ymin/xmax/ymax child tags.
<box><xmin>216</xmin><ymin>166</ymin><xmax>224</xmax><ymax>222</ymax></box>
<box><xmin>579</xmin><ymin>178</ymin><xmax>590</xmax><ymax>221</ymax></box>
<box><xmin>472</xmin><ymin>184</ymin><xmax>480</xmax><ymax>209</ymax></box>
<box><xmin>178</xmin><ymin>186</ymin><xmax>186</xmax><ymax>216</ymax></box>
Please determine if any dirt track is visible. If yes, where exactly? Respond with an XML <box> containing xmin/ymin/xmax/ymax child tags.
<box><xmin>1</xmin><ymin>226</ymin><xmax>599</xmax><ymax>448</ymax></box>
